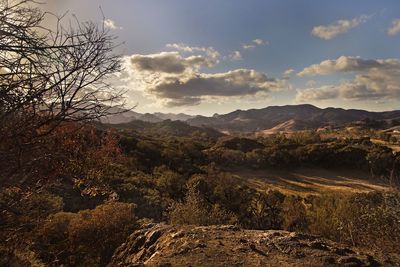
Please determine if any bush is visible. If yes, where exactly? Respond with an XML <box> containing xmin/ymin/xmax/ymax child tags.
<box><xmin>306</xmin><ymin>192</ymin><xmax>400</xmax><ymax>253</ymax></box>
<box><xmin>281</xmin><ymin>195</ymin><xmax>308</xmax><ymax>232</ymax></box>
<box><xmin>247</xmin><ymin>190</ymin><xmax>285</xmax><ymax>229</ymax></box>
<box><xmin>169</xmin><ymin>187</ymin><xmax>238</xmax><ymax>226</ymax></box>
<box><xmin>34</xmin><ymin>202</ymin><xmax>137</xmax><ymax>266</ymax></box>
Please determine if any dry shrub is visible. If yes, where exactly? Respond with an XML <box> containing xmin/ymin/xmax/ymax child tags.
<box><xmin>34</xmin><ymin>202</ymin><xmax>137</xmax><ymax>266</ymax></box>
<box><xmin>306</xmin><ymin>192</ymin><xmax>400</xmax><ymax>253</ymax></box>
<box><xmin>169</xmin><ymin>187</ymin><xmax>238</xmax><ymax>226</ymax></box>
<box><xmin>281</xmin><ymin>195</ymin><xmax>308</xmax><ymax>232</ymax></box>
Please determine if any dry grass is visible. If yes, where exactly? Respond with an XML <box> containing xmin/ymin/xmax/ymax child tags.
<box><xmin>232</xmin><ymin>168</ymin><xmax>391</xmax><ymax>197</ymax></box>
<box><xmin>371</xmin><ymin>139</ymin><xmax>400</xmax><ymax>152</ymax></box>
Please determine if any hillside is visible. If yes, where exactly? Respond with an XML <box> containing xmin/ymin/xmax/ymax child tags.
<box><xmin>187</xmin><ymin>104</ymin><xmax>400</xmax><ymax>133</ymax></box>
<box><xmin>102</xmin><ymin>119</ymin><xmax>223</xmax><ymax>139</ymax></box>
<box><xmin>101</xmin><ymin>108</ymin><xmax>195</xmax><ymax>124</ymax></box>
<box><xmin>257</xmin><ymin>119</ymin><xmax>319</xmax><ymax>135</ymax></box>
<box><xmin>232</xmin><ymin>168</ymin><xmax>390</xmax><ymax>197</ymax></box>
<box><xmin>109</xmin><ymin>223</ymin><xmax>397</xmax><ymax>267</ymax></box>
<box><xmin>100</xmin><ymin>105</ymin><xmax>400</xmax><ymax>133</ymax></box>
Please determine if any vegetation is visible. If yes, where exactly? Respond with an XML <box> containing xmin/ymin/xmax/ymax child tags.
<box><xmin>1</xmin><ymin>1</ymin><xmax>400</xmax><ymax>266</ymax></box>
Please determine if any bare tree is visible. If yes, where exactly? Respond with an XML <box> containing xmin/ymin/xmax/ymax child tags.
<box><xmin>0</xmin><ymin>0</ymin><xmax>125</xmax><ymax>133</ymax></box>
<box><xmin>0</xmin><ymin>0</ymin><xmax>126</xmax><ymax>179</ymax></box>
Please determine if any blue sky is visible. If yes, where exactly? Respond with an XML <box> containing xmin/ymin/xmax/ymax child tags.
<box><xmin>45</xmin><ymin>0</ymin><xmax>400</xmax><ymax>115</ymax></box>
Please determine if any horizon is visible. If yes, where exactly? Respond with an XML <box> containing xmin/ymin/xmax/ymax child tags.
<box><xmin>133</xmin><ymin>103</ymin><xmax>400</xmax><ymax>117</ymax></box>
<box><xmin>42</xmin><ymin>1</ymin><xmax>400</xmax><ymax>116</ymax></box>
<box><xmin>3</xmin><ymin>1</ymin><xmax>400</xmax><ymax>264</ymax></box>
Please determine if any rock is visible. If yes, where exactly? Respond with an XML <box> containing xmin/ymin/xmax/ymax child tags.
<box><xmin>108</xmin><ymin>224</ymin><xmax>395</xmax><ymax>267</ymax></box>
<box><xmin>144</xmin><ymin>229</ymin><xmax>162</xmax><ymax>248</ymax></box>
<box><xmin>309</xmin><ymin>240</ymin><xmax>329</xmax><ymax>250</ymax></box>
<box><xmin>338</xmin><ymin>256</ymin><xmax>364</xmax><ymax>267</ymax></box>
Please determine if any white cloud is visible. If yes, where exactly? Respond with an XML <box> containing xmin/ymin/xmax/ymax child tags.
<box><xmin>242</xmin><ymin>38</ymin><xmax>268</xmax><ymax>49</ymax></box>
<box><xmin>298</xmin><ymin>56</ymin><xmax>385</xmax><ymax>77</ymax></box>
<box><xmin>283</xmin><ymin>68</ymin><xmax>295</xmax><ymax>78</ymax></box>
<box><xmin>296</xmin><ymin>56</ymin><xmax>400</xmax><ymax>102</ymax></box>
<box><xmin>146</xmin><ymin>69</ymin><xmax>286</xmax><ymax>107</ymax></box>
<box><xmin>306</xmin><ymin>80</ymin><xmax>317</xmax><ymax>87</ymax></box>
<box><xmin>388</xmin><ymin>19</ymin><xmax>400</xmax><ymax>36</ymax></box>
<box><xmin>228</xmin><ymin>51</ymin><xmax>242</xmax><ymax>61</ymax></box>
<box><xmin>123</xmin><ymin>50</ymin><xmax>287</xmax><ymax>107</ymax></box>
<box><xmin>243</xmin><ymin>44</ymin><xmax>256</xmax><ymax>50</ymax></box>
<box><xmin>311</xmin><ymin>15</ymin><xmax>369</xmax><ymax>40</ymax></box>
<box><xmin>253</xmin><ymin>39</ymin><xmax>268</xmax><ymax>46</ymax></box>
<box><xmin>166</xmin><ymin>43</ymin><xmax>220</xmax><ymax>65</ymax></box>
<box><xmin>104</xmin><ymin>19</ymin><xmax>122</xmax><ymax>30</ymax></box>
<box><xmin>296</xmin><ymin>86</ymin><xmax>340</xmax><ymax>102</ymax></box>
<box><xmin>129</xmin><ymin>51</ymin><xmax>213</xmax><ymax>74</ymax></box>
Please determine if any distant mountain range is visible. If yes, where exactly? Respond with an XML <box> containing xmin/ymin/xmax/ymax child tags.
<box><xmin>101</xmin><ymin>109</ymin><xmax>195</xmax><ymax>124</ymax></box>
<box><xmin>103</xmin><ymin>104</ymin><xmax>400</xmax><ymax>133</ymax></box>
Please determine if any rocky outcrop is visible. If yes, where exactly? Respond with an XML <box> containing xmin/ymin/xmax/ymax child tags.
<box><xmin>109</xmin><ymin>223</ymin><xmax>398</xmax><ymax>267</ymax></box>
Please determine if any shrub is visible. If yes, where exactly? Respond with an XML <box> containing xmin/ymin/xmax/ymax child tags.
<box><xmin>247</xmin><ymin>190</ymin><xmax>285</xmax><ymax>230</ymax></box>
<box><xmin>281</xmin><ymin>195</ymin><xmax>308</xmax><ymax>232</ymax></box>
<box><xmin>306</xmin><ymin>192</ymin><xmax>400</xmax><ymax>253</ymax></box>
<box><xmin>34</xmin><ymin>202</ymin><xmax>137</xmax><ymax>266</ymax></box>
<box><xmin>168</xmin><ymin>187</ymin><xmax>238</xmax><ymax>226</ymax></box>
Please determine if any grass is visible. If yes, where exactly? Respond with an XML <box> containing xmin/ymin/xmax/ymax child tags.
<box><xmin>232</xmin><ymin>168</ymin><xmax>391</xmax><ymax>197</ymax></box>
<box><xmin>371</xmin><ymin>139</ymin><xmax>400</xmax><ymax>152</ymax></box>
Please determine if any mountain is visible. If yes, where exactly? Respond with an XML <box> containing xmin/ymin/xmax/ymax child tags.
<box><xmin>102</xmin><ymin>119</ymin><xmax>223</xmax><ymax>139</ymax></box>
<box><xmin>153</xmin><ymin>112</ymin><xmax>195</xmax><ymax>121</ymax></box>
<box><xmin>100</xmin><ymin>108</ymin><xmax>195</xmax><ymax>124</ymax></box>
<box><xmin>186</xmin><ymin>104</ymin><xmax>400</xmax><ymax>133</ymax></box>
<box><xmin>100</xmin><ymin>104</ymin><xmax>400</xmax><ymax>133</ymax></box>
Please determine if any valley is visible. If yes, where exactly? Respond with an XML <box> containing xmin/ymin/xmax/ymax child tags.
<box><xmin>2</xmin><ymin>1</ymin><xmax>400</xmax><ymax>265</ymax></box>
<box><xmin>232</xmin><ymin>168</ymin><xmax>390</xmax><ymax>196</ymax></box>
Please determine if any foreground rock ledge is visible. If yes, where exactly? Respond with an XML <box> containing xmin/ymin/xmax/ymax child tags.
<box><xmin>109</xmin><ymin>223</ymin><xmax>398</xmax><ymax>267</ymax></box>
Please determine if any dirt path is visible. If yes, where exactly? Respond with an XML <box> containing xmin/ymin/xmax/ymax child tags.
<box><xmin>231</xmin><ymin>168</ymin><xmax>391</xmax><ymax>196</ymax></box>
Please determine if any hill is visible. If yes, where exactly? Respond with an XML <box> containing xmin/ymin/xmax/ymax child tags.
<box><xmin>102</xmin><ymin>119</ymin><xmax>224</xmax><ymax>139</ymax></box>
<box><xmin>187</xmin><ymin>104</ymin><xmax>400</xmax><ymax>133</ymax></box>
<box><xmin>100</xmin><ymin>108</ymin><xmax>195</xmax><ymax>124</ymax></box>
<box><xmin>99</xmin><ymin>105</ymin><xmax>400</xmax><ymax>133</ymax></box>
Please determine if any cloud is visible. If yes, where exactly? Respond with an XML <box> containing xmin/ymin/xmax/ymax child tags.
<box><xmin>253</xmin><ymin>39</ymin><xmax>268</xmax><ymax>46</ymax></box>
<box><xmin>166</xmin><ymin>43</ymin><xmax>220</xmax><ymax>65</ymax></box>
<box><xmin>129</xmin><ymin>52</ymin><xmax>213</xmax><ymax>74</ymax></box>
<box><xmin>283</xmin><ymin>68</ymin><xmax>295</xmax><ymax>78</ymax></box>
<box><xmin>298</xmin><ymin>56</ymin><xmax>386</xmax><ymax>77</ymax></box>
<box><xmin>388</xmin><ymin>19</ymin><xmax>400</xmax><ymax>36</ymax></box>
<box><xmin>311</xmin><ymin>15</ymin><xmax>369</xmax><ymax>40</ymax></box>
<box><xmin>306</xmin><ymin>80</ymin><xmax>317</xmax><ymax>87</ymax></box>
<box><xmin>104</xmin><ymin>19</ymin><xmax>122</xmax><ymax>30</ymax></box>
<box><xmin>147</xmin><ymin>69</ymin><xmax>285</xmax><ymax>107</ymax></box>
<box><xmin>243</xmin><ymin>44</ymin><xmax>256</xmax><ymax>50</ymax></box>
<box><xmin>242</xmin><ymin>39</ymin><xmax>268</xmax><ymax>49</ymax></box>
<box><xmin>296</xmin><ymin>86</ymin><xmax>340</xmax><ymax>102</ymax></box>
<box><xmin>123</xmin><ymin>50</ymin><xmax>286</xmax><ymax>107</ymax></box>
<box><xmin>228</xmin><ymin>51</ymin><xmax>242</xmax><ymax>61</ymax></box>
<box><xmin>296</xmin><ymin>56</ymin><xmax>400</xmax><ymax>102</ymax></box>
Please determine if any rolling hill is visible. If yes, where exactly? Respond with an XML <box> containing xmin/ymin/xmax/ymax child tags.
<box><xmin>101</xmin><ymin>104</ymin><xmax>400</xmax><ymax>134</ymax></box>
<box><xmin>187</xmin><ymin>104</ymin><xmax>400</xmax><ymax>133</ymax></box>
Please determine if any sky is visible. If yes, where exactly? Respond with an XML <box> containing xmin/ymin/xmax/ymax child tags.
<box><xmin>42</xmin><ymin>0</ymin><xmax>400</xmax><ymax>115</ymax></box>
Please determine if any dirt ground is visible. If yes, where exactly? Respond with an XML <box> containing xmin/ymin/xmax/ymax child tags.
<box><xmin>109</xmin><ymin>223</ymin><xmax>400</xmax><ymax>267</ymax></box>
